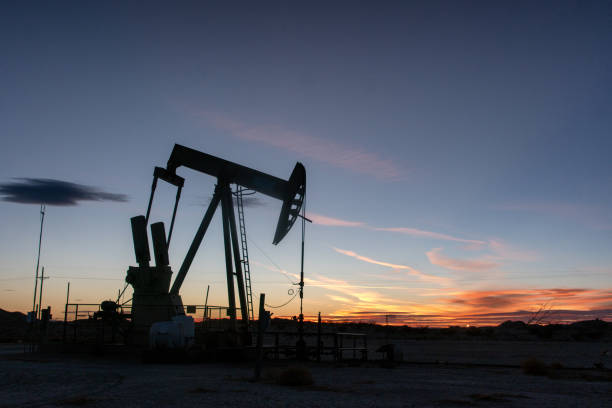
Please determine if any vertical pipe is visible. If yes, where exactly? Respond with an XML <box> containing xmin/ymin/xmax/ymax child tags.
<box><xmin>220</xmin><ymin>185</ymin><xmax>237</xmax><ymax>328</ymax></box>
<box><xmin>32</xmin><ymin>205</ymin><xmax>45</xmax><ymax>315</ymax></box>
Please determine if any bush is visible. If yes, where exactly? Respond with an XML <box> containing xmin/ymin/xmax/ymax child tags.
<box><xmin>276</xmin><ymin>365</ymin><xmax>314</xmax><ymax>386</ymax></box>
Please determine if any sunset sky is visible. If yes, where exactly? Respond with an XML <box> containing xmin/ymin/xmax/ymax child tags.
<box><xmin>1</xmin><ymin>1</ymin><xmax>611</xmax><ymax>326</ymax></box>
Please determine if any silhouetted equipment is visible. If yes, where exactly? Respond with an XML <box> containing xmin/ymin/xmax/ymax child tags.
<box><xmin>126</xmin><ymin>144</ymin><xmax>306</xmax><ymax>346</ymax></box>
<box><xmin>235</xmin><ymin>187</ymin><xmax>255</xmax><ymax>321</ymax></box>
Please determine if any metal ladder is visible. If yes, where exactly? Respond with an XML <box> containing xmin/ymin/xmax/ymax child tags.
<box><xmin>235</xmin><ymin>185</ymin><xmax>254</xmax><ymax>321</ymax></box>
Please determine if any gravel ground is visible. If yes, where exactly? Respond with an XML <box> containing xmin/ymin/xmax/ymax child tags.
<box><xmin>381</xmin><ymin>339</ymin><xmax>612</xmax><ymax>368</ymax></box>
<box><xmin>0</xmin><ymin>344</ymin><xmax>610</xmax><ymax>408</ymax></box>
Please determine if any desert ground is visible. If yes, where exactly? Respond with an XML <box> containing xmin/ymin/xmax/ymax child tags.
<box><xmin>1</xmin><ymin>339</ymin><xmax>610</xmax><ymax>408</ymax></box>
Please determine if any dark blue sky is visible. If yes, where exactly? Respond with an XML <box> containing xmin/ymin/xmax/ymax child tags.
<box><xmin>1</xmin><ymin>1</ymin><xmax>611</xmax><ymax>323</ymax></box>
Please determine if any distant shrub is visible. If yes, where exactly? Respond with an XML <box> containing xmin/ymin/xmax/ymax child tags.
<box><xmin>276</xmin><ymin>365</ymin><xmax>314</xmax><ymax>386</ymax></box>
<box><xmin>467</xmin><ymin>326</ymin><xmax>481</xmax><ymax>336</ymax></box>
<box><xmin>499</xmin><ymin>320</ymin><xmax>527</xmax><ymax>330</ymax></box>
<box><xmin>521</xmin><ymin>358</ymin><xmax>549</xmax><ymax>376</ymax></box>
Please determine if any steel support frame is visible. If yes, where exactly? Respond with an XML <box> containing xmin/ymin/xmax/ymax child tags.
<box><xmin>169</xmin><ymin>181</ymin><xmax>250</xmax><ymax>333</ymax></box>
<box><xmin>221</xmin><ymin>183</ymin><xmax>249</xmax><ymax>332</ymax></box>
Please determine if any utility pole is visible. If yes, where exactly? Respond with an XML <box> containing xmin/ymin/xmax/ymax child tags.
<box><xmin>32</xmin><ymin>205</ymin><xmax>45</xmax><ymax>316</ymax></box>
<box><xmin>37</xmin><ymin>267</ymin><xmax>49</xmax><ymax>320</ymax></box>
<box><xmin>63</xmin><ymin>281</ymin><xmax>70</xmax><ymax>342</ymax></box>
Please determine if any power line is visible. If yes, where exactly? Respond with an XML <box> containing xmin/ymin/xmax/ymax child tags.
<box><xmin>247</xmin><ymin>237</ymin><xmax>297</xmax><ymax>285</ymax></box>
<box><xmin>265</xmin><ymin>289</ymin><xmax>299</xmax><ymax>308</ymax></box>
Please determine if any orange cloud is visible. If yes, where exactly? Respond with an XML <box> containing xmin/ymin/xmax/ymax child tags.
<box><xmin>445</xmin><ymin>288</ymin><xmax>612</xmax><ymax>315</ymax></box>
<box><xmin>332</xmin><ymin>247</ymin><xmax>451</xmax><ymax>285</ymax></box>
<box><xmin>308</xmin><ymin>213</ymin><xmax>365</xmax><ymax>227</ymax></box>
<box><xmin>315</xmin><ymin>288</ymin><xmax>612</xmax><ymax>326</ymax></box>
<box><xmin>426</xmin><ymin>248</ymin><xmax>499</xmax><ymax>272</ymax></box>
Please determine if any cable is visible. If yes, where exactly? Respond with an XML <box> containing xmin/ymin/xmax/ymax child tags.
<box><xmin>265</xmin><ymin>289</ymin><xmax>299</xmax><ymax>308</ymax></box>
<box><xmin>248</xmin><ymin>236</ymin><xmax>297</xmax><ymax>285</ymax></box>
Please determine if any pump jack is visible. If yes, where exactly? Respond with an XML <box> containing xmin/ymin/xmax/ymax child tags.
<box><xmin>126</xmin><ymin>144</ymin><xmax>306</xmax><ymax>345</ymax></box>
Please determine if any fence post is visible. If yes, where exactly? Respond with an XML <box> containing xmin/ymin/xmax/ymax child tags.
<box><xmin>62</xmin><ymin>282</ymin><xmax>70</xmax><ymax>344</ymax></box>
<box><xmin>254</xmin><ymin>293</ymin><xmax>266</xmax><ymax>381</ymax></box>
<box><xmin>317</xmin><ymin>312</ymin><xmax>321</xmax><ymax>361</ymax></box>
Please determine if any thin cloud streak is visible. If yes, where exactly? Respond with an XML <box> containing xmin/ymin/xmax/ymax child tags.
<box><xmin>308</xmin><ymin>212</ymin><xmax>485</xmax><ymax>246</ymax></box>
<box><xmin>426</xmin><ymin>248</ymin><xmax>499</xmax><ymax>272</ymax></box>
<box><xmin>197</xmin><ymin>111</ymin><xmax>403</xmax><ymax>180</ymax></box>
<box><xmin>308</xmin><ymin>213</ymin><xmax>365</xmax><ymax>227</ymax></box>
<box><xmin>333</xmin><ymin>247</ymin><xmax>451</xmax><ymax>285</ymax></box>
<box><xmin>374</xmin><ymin>227</ymin><xmax>486</xmax><ymax>246</ymax></box>
<box><xmin>310</xmin><ymin>213</ymin><xmax>536</xmax><ymax>267</ymax></box>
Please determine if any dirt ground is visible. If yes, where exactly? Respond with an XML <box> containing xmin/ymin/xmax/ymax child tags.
<box><xmin>1</xmin><ymin>343</ymin><xmax>610</xmax><ymax>408</ymax></box>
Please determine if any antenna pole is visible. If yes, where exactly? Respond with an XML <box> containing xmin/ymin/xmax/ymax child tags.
<box><xmin>32</xmin><ymin>205</ymin><xmax>45</xmax><ymax>316</ymax></box>
<box><xmin>299</xmin><ymin>194</ymin><xmax>307</xmax><ymax>315</ymax></box>
<box><xmin>38</xmin><ymin>267</ymin><xmax>46</xmax><ymax>320</ymax></box>
<box><xmin>296</xmin><ymin>196</ymin><xmax>306</xmax><ymax>359</ymax></box>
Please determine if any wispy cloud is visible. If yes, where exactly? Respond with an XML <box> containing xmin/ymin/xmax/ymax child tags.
<box><xmin>308</xmin><ymin>212</ymin><xmax>485</xmax><ymax>246</ymax></box>
<box><xmin>426</xmin><ymin>248</ymin><xmax>499</xmax><ymax>272</ymax></box>
<box><xmin>0</xmin><ymin>178</ymin><xmax>128</xmax><ymax>206</ymax></box>
<box><xmin>333</xmin><ymin>247</ymin><xmax>451</xmax><ymax>285</ymax></box>
<box><xmin>195</xmin><ymin>111</ymin><xmax>404</xmax><ymax>180</ymax></box>
<box><xmin>374</xmin><ymin>227</ymin><xmax>486</xmax><ymax>246</ymax></box>
<box><xmin>487</xmin><ymin>239</ymin><xmax>538</xmax><ymax>262</ymax></box>
<box><xmin>308</xmin><ymin>213</ymin><xmax>365</xmax><ymax>227</ymax></box>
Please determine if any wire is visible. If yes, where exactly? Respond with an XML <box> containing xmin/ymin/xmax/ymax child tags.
<box><xmin>248</xmin><ymin>236</ymin><xmax>297</xmax><ymax>285</ymax></box>
<box><xmin>265</xmin><ymin>289</ymin><xmax>299</xmax><ymax>308</ymax></box>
